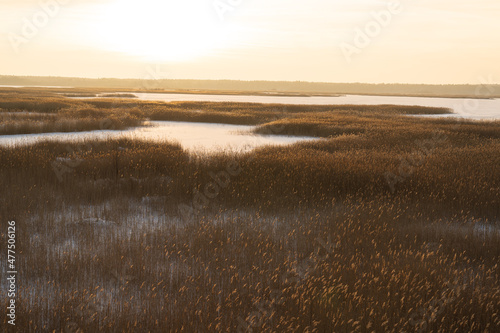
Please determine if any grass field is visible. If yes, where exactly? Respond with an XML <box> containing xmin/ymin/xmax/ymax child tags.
<box><xmin>1</xmin><ymin>89</ymin><xmax>499</xmax><ymax>332</ymax></box>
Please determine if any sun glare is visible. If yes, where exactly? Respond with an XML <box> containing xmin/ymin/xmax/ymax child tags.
<box><xmin>91</xmin><ymin>0</ymin><xmax>233</xmax><ymax>62</ymax></box>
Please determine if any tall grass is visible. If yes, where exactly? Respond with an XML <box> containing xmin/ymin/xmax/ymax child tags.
<box><xmin>0</xmin><ymin>88</ymin><xmax>455</xmax><ymax>135</ymax></box>
<box><xmin>0</xmin><ymin>92</ymin><xmax>143</xmax><ymax>134</ymax></box>
<box><xmin>0</xmin><ymin>90</ymin><xmax>499</xmax><ymax>331</ymax></box>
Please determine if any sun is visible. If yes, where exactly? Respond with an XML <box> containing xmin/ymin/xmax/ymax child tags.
<box><xmin>90</xmin><ymin>0</ymin><xmax>234</xmax><ymax>62</ymax></box>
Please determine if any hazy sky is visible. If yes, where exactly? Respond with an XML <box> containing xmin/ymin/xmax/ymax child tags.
<box><xmin>1</xmin><ymin>0</ymin><xmax>499</xmax><ymax>84</ymax></box>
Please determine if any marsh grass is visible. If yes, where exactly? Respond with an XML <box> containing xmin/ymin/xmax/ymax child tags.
<box><xmin>99</xmin><ymin>93</ymin><xmax>138</xmax><ymax>98</ymax></box>
<box><xmin>61</xmin><ymin>93</ymin><xmax>98</xmax><ymax>98</ymax></box>
<box><xmin>0</xmin><ymin>92</ymin><xmax>142</xmax><ymax>134</ymax></box>
<box><xmin>0</xmin><ymin>90</ymin><xmax>499</xmax><ymax>331</ymax></box>
<box><xmin>0</xmin><ymin>88</ymin><xmax>456</xmax><ymax>135</ymax></box>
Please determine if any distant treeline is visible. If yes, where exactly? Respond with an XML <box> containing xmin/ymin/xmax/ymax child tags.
<box><xmin>1</xmin><ymin>75</ymin><xmax>499</xmax><ymax>98</ymax></box>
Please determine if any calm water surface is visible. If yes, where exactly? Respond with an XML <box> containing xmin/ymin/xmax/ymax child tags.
<box><xmin>128</xmin><ymin>93</ymin><xmax>500</xmax><ymax>120</ymax></box>
<box><xmin>0</xmin><ymin>121</ymin><xmax>319</xmax><ymax>153</ymax></box>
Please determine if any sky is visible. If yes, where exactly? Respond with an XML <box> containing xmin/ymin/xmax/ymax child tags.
<box><xmin>1</xmin><ymin>0</ymin><xmax>499</xmax><ymax>84</ymax></box>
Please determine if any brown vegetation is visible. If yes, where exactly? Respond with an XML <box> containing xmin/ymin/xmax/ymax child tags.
<box><xmin>0</xmin><ymin>87</ymin><xmax>455</xmax><ymax>136</ymax></box>
<box><xmin>0</xmin><ymin>91</ymin><xmax>142</xmax><ymax>134</ymax></box>
<box><xmin>99</xmin><ymin>93</ymin><xmax>138</xmax><ymax>98</ymax></box>
<box><xmin>0</xmin><ymin>89</ymin><xmax>499</xmax><ymax>332</ymax></box>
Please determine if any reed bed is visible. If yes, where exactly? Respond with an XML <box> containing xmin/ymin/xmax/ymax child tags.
<box><xmin>0</xmin><ymin>88</ymin><xmax>455</xmax><ymax>135</ymax></box>
<box><xmin>0</xmin><ymin>90</ymin><xmax>499</xmax><ymax>332</ymax></box>
<box><xmin>0</xmin><ymin>92</ymin><xmax>142</xmax><ymax>134</ymax></box>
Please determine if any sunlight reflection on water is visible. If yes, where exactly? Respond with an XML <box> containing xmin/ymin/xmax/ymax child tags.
<box><xmin>0</xmin><ymin>121</ymin><xmax>319</xmax><ymax>154</ymax></box>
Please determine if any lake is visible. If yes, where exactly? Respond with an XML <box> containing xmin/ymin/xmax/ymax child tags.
<box><xmin>0</xmin><ymin>121</ymin><xmax>319</xmax><ymax>154</ymax></box>
<box><xmin>125</xmin><ymin>93</ymin><xmax>500</xmax><ymax>120</ymax></box>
